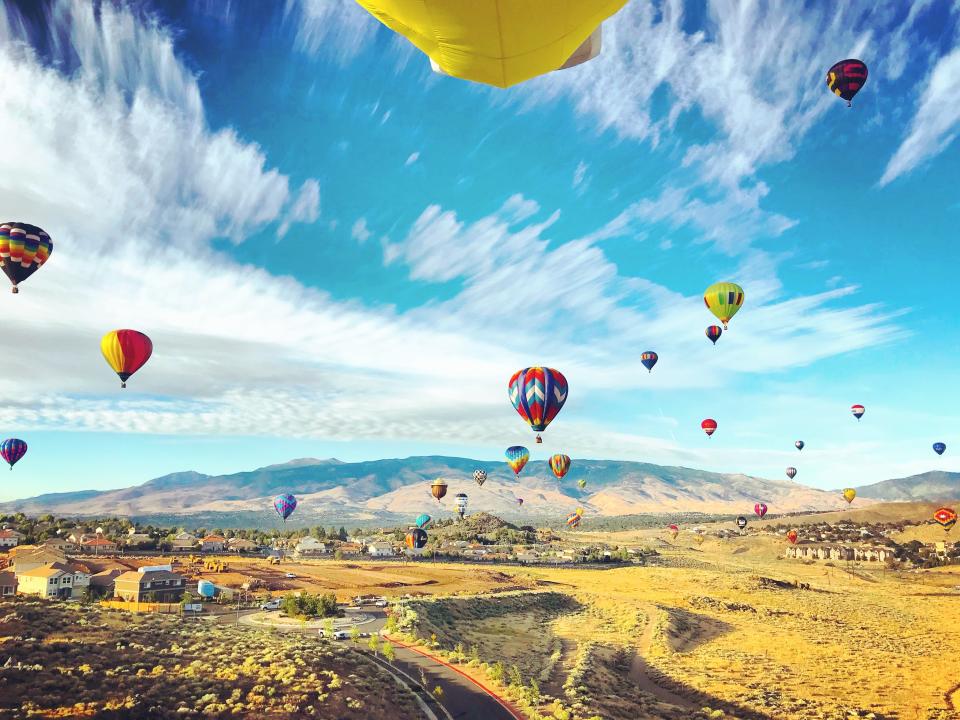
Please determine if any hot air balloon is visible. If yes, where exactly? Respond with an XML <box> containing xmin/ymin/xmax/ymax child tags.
<box><xmin>577</xmin><ymin>478</ymin><xmax>587</xmax><ymax>490</ymax></box>
<box><xmin>934</xmin><ymin>507</ymin><xmax>958</xmax><ymax>532</ymax></box>
<box><xmin>640</xmin><ymin>351</ymin><xmax>658</xmax><ymax>373</ymax></box>
<box><xmin>785</xmin><ymin>467</ymin><xmax>797</xmax><ymax>481</ymax></box>
<box><xmin>509</xmin><ymin>367</ymin><xmax>568</xmax><ymax>444</ymax></box>
<box><xmin>473</xmin><ymin>469</ymin><xmax>487</xmax><ymax>487</ymax></box>
<box><xmin>356</xmin><ymin>0</ymin><xmax>628</xmax><ymax>89</ymax></box>
<box><xmin>736</xmin><ymin>516</ymin><xmax>747</xmax><ymax>530</ymax></box>
<box><xmin>851</xmin><ymin>404</ymin><xmax>865</xmax><ymax>421</ymax></box>
<box><xmin>430</xmin><ymin>479</ymin><xmax>448</xmax><ymax>503</ymax></box>
<box><xmin>795</xmin><ymin>440</ymin><xmax>804</xmax><ymax>451</ymax></box>
<box><xmin>101</xmin><ymin>330</ymin><xmax>153</xmax><ymax>388</ymax></box>
<box><xmin>667</xmin><ymin>524</ymin><xmax>679</xmax><ymax>540</ymax></box>
<box><xmin>706</xmin><ymin>325</ymin><xmax>722</xmax><ymax>345</ymax></box>
<box><xmin>701</xmin><ymin>419</ymin><xmax>717</xmax><ymax>438</ymax></box>
<box><xmin>842</xmin><ymin>488</ymin><xmax>856</xmax><ymax>504</ymax></box>
<box><xmin>406</xmin><ymin>527</ymin><xmax>428</xmax><ymax>550</ymax></box>
<box><xmin>415</xmin><ymin>513</ymin><xmax>432</xmax><ymax>529</ymax></box>
<box><xmin>549</xmin><ymin>454</ymin><xmax>571</xmax><ymax>480</ymax></box>
<box><xmin>786</xmin><ymin>530</ymin><xmax>798</xmax><ymax>544</ymax></box>
<box><xmin>934</xmin><ymin>442</ymin><xmax>947</xmax><ymax>456</ymax></box>
<box><xmin>566</xmin><ymin>511</ymin><xmax>582</xmax><ymax>529</ymax></box>
<box><xmin>754</xmin><ymin>502</ymin><xmax>768</xmax><ymax>519</ymax></box>
<box><xmin>273</xmin><ymin>494</ymin><xmax>297</xmax><ymax>522</ymax></box>
<box><xmin>516</xmin><ymin>497</ymin><xmax>524</xmax><ymax>507</ymax></box>
<box><xmin>454</xmin><ymin>492</ymin><xmax>468</xmax><ymax>519</ymax></box>
<box><xmin>0</xmin><ymin>439</ymin><xmax>26</xmax><ymax>470</ymax></box>
<box><xmin>0</xmin><ymin>223</ymin><xmax>53</xmax><ymax>293</ymax></box>
<box><xmin>826</xmin><ymin>59</ymin><xmax>868</xmax><ymax>107</ymax></box>
<box><xmin>506</xmin><ymin>446</ymin><xmax>530</xmax><ymax>477</ymax></box>
<box><xmin>703</xmin><ymin>282</ymin><xmax>744</xmax><ymax>330</ymax></box>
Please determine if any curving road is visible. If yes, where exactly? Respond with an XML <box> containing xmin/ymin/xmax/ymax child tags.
<box><xmin>216</xmin><ymin>606</ymin><xmax>519</xmax><ymax>720</ymax></box>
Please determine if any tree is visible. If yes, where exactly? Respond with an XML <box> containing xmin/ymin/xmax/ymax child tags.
<box><xmin>323</xmin><ymin>618</ymin><xmax>335</xmax><ymax>637</ymax></box>
<box><xmin>350</xmin><ymin>626</ymin><xmax>361</xmax><ymax>644</ymax></box>
<box><xmin>338</xmin><ymin>527</ymin><xmax>348</xmax><ymax>541</ymax></box>
<box><xmin>432</xmin><ymin>686</ymin><xmax>444</xmax><ymax>701</ymax></box>
<box><xmin>489</xmin><ymin>661</ymin><xmax>505</xmax><ymax>684</ymax></box>
<box><xmin>334</xmin><ymin>549</ymin><xmax>343</xmax><ymax>561</ymax></box>
<box><xmin>382</xmin><ymin>641</ymin><xmax>396</xmax><ymax>663</ymax></box>
<box><xmin>367</xmin><ymin>635</ymin><xmax>379</xmax><ymax>656</ymax></box>
<box><xmin>527</xmin><ymin>679</ymin><xmax>540</xmax><ymax>706</ymax></box>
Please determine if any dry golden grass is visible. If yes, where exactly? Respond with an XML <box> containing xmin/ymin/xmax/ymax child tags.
<box><xmin>398</xmin><ymin>537</ymin><xmax>960</xmax><ymax>719</ymax></box>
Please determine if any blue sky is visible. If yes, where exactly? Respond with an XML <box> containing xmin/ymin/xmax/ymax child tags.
<box><xmin>0</xmin><ymin>0</ymin><xmax>958</xmax><ymax>500</ymax></box>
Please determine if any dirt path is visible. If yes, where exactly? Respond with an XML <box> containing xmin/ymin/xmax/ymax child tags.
<box><xmin>628</xmin><ymin>604</ymin><xmax>698</xmax><ymax>710</ymax></box>
<box><xmin>541</xmin><ymin>637</ymin><xmax>578</xmax><ymax>698</ymax></box>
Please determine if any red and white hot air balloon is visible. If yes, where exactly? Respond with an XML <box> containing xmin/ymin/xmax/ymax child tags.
<box><xmin>701</xmin><ymin>419</ymin><xmax>717</xmax><ymax>438</ymax></box>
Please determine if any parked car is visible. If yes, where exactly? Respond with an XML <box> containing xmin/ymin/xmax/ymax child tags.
<box><xmin>374</xmin><ymin>600</ymin><xmax>388</xmax><ymax>607</ymax></box>
<box><xmin>333</xmin><ymin>630</ymin><xmax>349</xmax><ymax>640</ymax></box>
<box><xmin>285</xmin><ymin>572</ymin><xmax>297</xmax><ymax>578</ymax></box>
<box><xmin>261</xmin><ymin>599</ymin><xmax>282</xmax><ymax>611</ymax></box>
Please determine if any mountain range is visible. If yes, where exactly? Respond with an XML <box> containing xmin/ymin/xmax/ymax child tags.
<box><xmin>4</xmin><ymin>456</ymin><xmax>956</xmax><ymax>527</ymax></box>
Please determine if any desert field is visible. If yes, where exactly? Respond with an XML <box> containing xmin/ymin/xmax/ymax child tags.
<box><xmin>391</xmin><ymin>537</ymin><xmax>960</xmax><ymax>720</ymax></box>
<box><xmin>0</xmin><ymin>599</ymin><xmax>421</xmax><ymax>719</ymax></box>
<box><xmin>88</xmin><ymin>555</ymin><xmax>539</xmax><ymax>600</ymax></box>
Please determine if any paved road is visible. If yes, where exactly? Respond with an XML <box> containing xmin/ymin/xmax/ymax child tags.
<box><xmin>211</xmin><ymin>606</ymin><xmax>517</xmax><ymax>720</ymax></box>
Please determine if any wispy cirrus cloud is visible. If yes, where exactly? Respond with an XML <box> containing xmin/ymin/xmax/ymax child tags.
<box><xmin>880</xmin><ymin>46</ymin><xmax>960</xmax><ymax>185</ymax></box>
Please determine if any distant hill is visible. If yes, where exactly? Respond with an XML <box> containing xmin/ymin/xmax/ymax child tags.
<box><xmin>0</xmin><ymin>455</ymin><xmax>862</xmax><ymax>526</ymax></box>
<box><xmin>849</xmin><ymin>471</ymin><xmax>960</xmax><ymax>501</ymax></box>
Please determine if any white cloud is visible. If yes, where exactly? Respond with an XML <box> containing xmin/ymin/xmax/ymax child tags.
<box><xmin>405</xmin><ymin>151</ymin><xmax>420</xmax><ymax>166</ymax></box>
<box><xmin>659</xmin><ymin>239</ymin><xmax>673</xmax><ymax>250</ymax></box>
<box><xmin>351</xmin><ymin>217</ymin><xmax>372</xmax><ymax>243</ymax></box>
<box><xmin>572</xmin><ymin>160</ymin><xmax>588</xmax><ymax>189</ymax></box>
<box><xmin>284</xmin><ymin>0</ymin><xmax>379</xmax><ymax>64</ymax></box>
<box><xmin>277</xmin><ymin>179</ymin><xmax>321</xmax><ymax>238</ymax></box>
<box><xmin>880</xmin><ymin>47</ymin><xmax>960</xmax><ymax>185</ymax></box>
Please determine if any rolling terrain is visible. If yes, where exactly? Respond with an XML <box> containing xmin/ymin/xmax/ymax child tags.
<box><xmin>0</xmin><ymin>456</ymin><xmax>869</xmax><ymax>524</ymax></box>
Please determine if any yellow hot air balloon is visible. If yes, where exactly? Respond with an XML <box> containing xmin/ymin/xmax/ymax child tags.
<box><xmin>355</xmin><ymin>0</ymin><xmax>628</xmax><ymax>89</ymax></box>
<box><xmin>842</xmin><ymin>488</ymin><xmax>856</xmax><ymax>504</ymax></box>
<box><xmin>703</xmin><ymin>282</ymin><xmax>744</xmax><ymax>329</ymax></box>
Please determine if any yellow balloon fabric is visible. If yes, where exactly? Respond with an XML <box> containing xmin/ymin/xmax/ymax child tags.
<box><xmin>703</xmin><ymin>281</ymin><xmax>744</xmax><ymax>329</ymax></box>
<box><xmin>842</xmin><ymin>488</ymin><xmax>856</xmax><ymax>504</ymax></box>
<box><xmin>355</xmin><ymin>0</ymin><xmax>628</xmax><ymax>88</ymax></box>
<box><xmin>100</xmin><ymin>331</ymin><xmax>125</xmax><ymax>375</ymax></box>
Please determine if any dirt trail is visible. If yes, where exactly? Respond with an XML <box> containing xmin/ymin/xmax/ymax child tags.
<box><xmin>541</xmin><ymin>637</ymin><xmax>578</xmax><ymax>698</ymax></box>
<box><xmin>628</xmin><ymin>604</ymin><xmax>698</xmax><ymax>710</ymax></box>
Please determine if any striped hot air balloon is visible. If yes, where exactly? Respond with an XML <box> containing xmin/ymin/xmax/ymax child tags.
<box><xmin>508</xmin><ymin>367</ymin><xmax>568</xmax><ymax>444</ymax></box>
<box><xmin>101</xmin><ymin>330</ymin><xmax>153</xmax><ymax>388</ymax></box>
<box><xmin>851</xmin><ymin>404</ymin><xmax>865</xmax><ymax>421</ymax></box>
<box><xmin>785</xmin><ymin>467</ymin><xmax>797</xmax><ymax>481</ymax></box>
<box><xmin>640</xmin><ymin>351</ymin><xmax>658</xmax><ymax>373</ymax></box>
<box><xmin>505</xmin><ymin>446</ymin><xmax>530</xmax><ymax>477</ymax></box>
<box><xmin>430</xmin><ymin>479</ymin><xmax>448</xmax><ymax>503</ymax></box>
<box><xmin>701</xmin><ymin>419</ymin><xmax>717</xmax><ymax>438</ymax></box>
<box><xmin>703</xmin><ymin>282</ymin><xmax>744</xmax><ymax>330</ymax></box>
<box><xmin>549</xmin><ymin>454</ymin><xmax>571</xmax><ymax>480</ymax></box>
<box><xmin>0</xmin><ymin>223</ymin><xmax>53</xmax><ymax>293</ymax></box>
<box><xmin>0</xmin><ymin>439</ymin><xmax>27</xmax><ymax>470</ymax></box>
<box><xmin>754</xmin><ymin>503</ymin><xmax>768</xmax><ymax>519</ymax></box>
<box><xmin>706</xmin><ymin>325</ymin><xmax>722</xmax><ymax>345</ymax></box>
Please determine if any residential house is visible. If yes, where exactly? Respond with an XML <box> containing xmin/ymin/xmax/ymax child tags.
<box><xmin>227</xmin><ymin>538</ymin><xmax>258</xmax><ymax>553</ymax></box>
<box><xmin>89</xmin><ymin>569</ymin><xmax>123</xmax><ymax>598</ymax></box>
<box><xmin>51</xmin><ymin>562</ymin><xmax>91</xmax><ymax>598</ymax></box>
<box><xmin>293</xmin><ymin>537</ymin><xmax>329</xmax><ymax>558</ymax></box>
<box><xmin>0</xmin><ymin>571</ymin><xmax>17</xmax><ymax>599</ymax></box>
<box><xmin>42</xmin><ymin>537</ymin><xmax>77</xmax><ymax>553</ymax></box>
<box><xmin>366</xmin><ymin>541</ymin><xmax>395</xmax><ymax>557</ymax></box>
<box><xmin>170</xmin><ymin>531</ymin><xmax>197</xmax><ymax>552</ymax></box>
<box><xmin>80</xmin><ymin>537</ymin><xmax>118</xmax><ymax>555</ymax></box>
<box><xmin>114</xmin><ymin>567</ymin><xmax>186</xmax><ymax>603</ymax></box>
<box><xmin>17</xmin><ymin>566</ymin><xmax>75</xmax><ymax>599</ymax></box>
<box><xmin>516</xmin><ymin>551</ymin><xmax>540</xmax><ymax>563</ymax></box>
<box><xmin>123</xmin><ymin>532</ymin><xmax>154</xmax><ymax>548</ymax></box>
<box><xmin>0</xmin><ymin>529</ymin><xmax>22</xmax><ymax>548</ymax></box>
<box><xmin>12</xmin><ymin>548</ymin><xmax>67</xmax><ymax>575</ymax></box>
<box><xmin>200</xmin><ymin>535</ymin><xmax>226</xmax><ymax>552</ymax></box>
<box><xmin>337</xmin><ymin>542</ymin><xmax>364</xmax><ymax>555</ymax></box>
